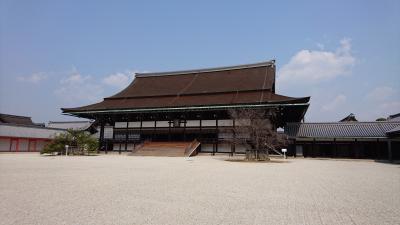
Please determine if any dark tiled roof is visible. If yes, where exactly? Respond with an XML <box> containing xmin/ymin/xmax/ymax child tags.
<box><xmin>0</xmin><ymin>113</ymin><xmax>34</xmax><ymax>125</ymax></box>
<box><xmin>62</xmin><ymin>61</ymin><xmax>310</xmax><ymax>114</ymax></box>
<box><xmin>386</xmin><ymin>126</ymin><xmax>400</xmax><ymax>136</ymax></box>
<box><xmin>339</xmin><ymin>113</ymin><xmax>358</xmax><ymax>122</ymax></box>
<box><xmin>111</xmin><ymin>63</ymin><xmax>275</xmax><ymax>99</ymax></box>
<box><xmin>63</xmin><ymin>91</ymin><xmax>309</xmax><ymax>113</ymax></box>
<box><xmin>285</xmin><ymin>122</ymin><xmax>400</xmax><ymax>138</ymax></box>
<box><xmin>387</xmin><ymin>113</ymin><xmax>400</xmax><ymax>121</ymax></box>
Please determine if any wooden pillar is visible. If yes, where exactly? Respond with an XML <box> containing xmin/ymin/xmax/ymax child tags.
<box><xmin>312</xmin><ymin>138</ymin><xmax>315</xmax><ymax>158</ymax></box>
<box><xmin>99</xmin><ymin>119</ymin><xmax>105</xmax><ymax>154</ymax></box>
<box><xmin>212</xmin><ymin>142</ymin><xmax>215</xmax><ymax>155</ymax></box>
<box><xmin>293</xmin><ymin>139</ymin><xmax>297</xmax><ymax>158</ymax></box>
<box><xmin>215</xmin><ymin>118</ymin><xmax>219</xmax><ymax>153</ymax></box>
<box><xmin>377</xmin><ymin>138</ymin><xmax>380</xmax><ymax>160</ymax></box>
<box><xmin>183</xmin><ymin>119</ymin><xmax>187</xmax><ymax>141</ymax></box>
<box><xmin>168</xmin><ymin>120</ymin><xmax>172</xmax><ymax>141</ymax></box>
<box><xmin>231</xmin><ymin>119</ymin><xmax>236</xmax><ymax>156</ymax></box>
<box><xmin>354</xmin><ymin>138</ymin><xmax>358</xmax><ymax>158</ymax></box>
<box><xmin>199</xmin><ymin>118</ymin><xmax>202</xmax><ymax>138</ymax></box>
<box><xmin>388</xmin><ymin>140</ymin><xmax>392</xmax><ymax>162</ymax></box>
<box><xmin>16</xmin><ymin>139</ymin><xmax>19</xmax><ymax>152</ymax></box>
<box><xmin>152</xmin><ymin>120</ymin><xmax>156</xmax><ymax>141</ymax></box>
<box><xmin>124</xmin><ymin>117</ymin><xmax>128</xmax><ymax>154</ymax></box>
<box><xmin>199</xmin><ymin>117</ymin><xmax>202</xmax><ymax>152</ymax></box>
<box><xmin>334</xmin><ymin>138</ymin><xmax>337</xmax><ymax>158</ymax></box>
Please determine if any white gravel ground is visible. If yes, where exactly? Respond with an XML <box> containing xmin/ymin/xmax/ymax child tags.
<box><xmin>0</xmin><ymin>153</ymin><xmax>399</xmax><ymax>225</ymax></box>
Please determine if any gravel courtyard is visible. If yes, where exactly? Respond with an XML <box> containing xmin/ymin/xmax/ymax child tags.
<box><xmin>0</xmin><ymin>153</ymin><xmax>399</xmax><ymax>225</ymax></box>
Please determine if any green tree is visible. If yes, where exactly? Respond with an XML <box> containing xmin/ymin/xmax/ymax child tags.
<box><xmin>41</xmin><ymin>129</ymin><xmax>98</xmax><ymax>155</ymax></box>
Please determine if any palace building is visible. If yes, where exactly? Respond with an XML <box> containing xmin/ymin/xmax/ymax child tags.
<box><xmin>62</xmin><ymin>60</ymin><xmax>310</xmax><ymax>155</ymax></box>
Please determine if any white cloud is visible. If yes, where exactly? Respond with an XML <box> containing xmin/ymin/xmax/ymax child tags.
<box><xmin>359</xmin><ymin>101</ymin><xmax>400</xmax><ymax>121</ymax></box>
<box><xmin>322</xmin><ymin>94</ymin><xmax>347</xmax><ymax>111</ymax></box>
<box><xmin>55</xmin><ymin>69</ymin><xmax>142</xmax><ymax>104</ymax></box>
<box><xmin>366</xmin><ymin>86</ymin><xmax>396</xmax><ymax>101</ymax></box>
<box><xmin>316</xmin><ymin>43</ymin><xmax>325</xmax><ymax>50</ymax></box>
<box><xmin>17</xmin><ymin>73</ymin><xmax>47</xmax><ymax>83</ymax></box>
<box><xmin>102</xmin><ymin>71</ymin><xmax>134</xmax><ymax>88</ymax></box>
<box><xmin>358</xmin><ymin>86</ymin><xmax>399</xmax><ymax>120</ymax></box>
<box><xmin>380</xmin><ymin>101</ymin><xmax>400</xmax><ymax>114</ymax></box>
<box><xmin>55</xmin><ymin>72</ymin><xmax>103</xmax><ymax>103</ymax></box>
<box><xmin>278</xmin><ymin>38</ymin><xmax>355</xmax><ymax>85</ymax></box>
<box><xmin>60</xmin><ymin>73</ymin><xmax>90</xmax><ymax>84</ymax></box>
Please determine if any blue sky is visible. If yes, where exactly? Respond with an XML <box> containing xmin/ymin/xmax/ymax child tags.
<box><xmin>1</xmin><ymin>0</ymin><xmax>399</xmax><ymax>123</ymax></box>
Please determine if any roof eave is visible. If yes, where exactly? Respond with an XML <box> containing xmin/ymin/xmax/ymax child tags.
<box><xmin>63</xmin><ymin>102</ymin><xmax>309</xmax><ymax>115</ymax></box>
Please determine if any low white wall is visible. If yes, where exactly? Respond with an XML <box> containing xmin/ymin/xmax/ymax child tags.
<box><xmin>186</xmin><ymin>120</ymin><xmax>200</xmax><ymax>127</ymax></box>
<box><xmin>36</xmin><ymin>140</ymin><xmax>48</xmax><ymax>152</ymax></box>
<box><xmin>128</xmin><ymin>122</ymin><xmax>141</xmax><ymax>128</ymax></box>
<box><xmin>142</xmin><ymin>121</ymin><xmax>155</xmax><ymax>128</ymax></box>
<box><xmin>218</xmin><ymin>119</ymin><xmax>233</xmax><ymax>127</ymax></box>
<box><xmin>156</xmin><ymin>121</ymin><xmax>170</xmax><ymax>127</ymax></box>
<box><xmin>19</xmin><ymin>139</ymin><xmax>29</xmax><ymax>152</ymax></box>
<box><xmin>202</xmin><ymin>120</ymin><xmax>216</xmax><ymax>127</ymax></box>
<box><xmin>114</xmin><ymin>122</ymin><xmax>127</xmax><ymax>128</ymax></box>
<box><xmin>0</xmin><ymin>139</ymin><xmax>10</xmax><ymax>151</ymax></box>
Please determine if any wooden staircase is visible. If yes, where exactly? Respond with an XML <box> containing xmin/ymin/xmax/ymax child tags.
<box><xmin>131</xmin><ymin>141</ymin><xmax>200</xmax><ymax>157</ymax></box>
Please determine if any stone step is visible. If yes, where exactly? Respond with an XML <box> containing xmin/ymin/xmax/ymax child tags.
<box><xmin>132</xmin><ymin>141</ymin><xmax>191</xmax><ymax>157</ymax></box>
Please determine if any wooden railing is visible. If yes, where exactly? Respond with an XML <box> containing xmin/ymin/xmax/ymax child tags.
<box><xmin>132</xmin><ymin>142</ymin><xmax>145</xmax><ymax>153</ymax></box>
<box><xmin>184</xmin><ymin>139</ymin><xmax>201</xmax><ymax>157</ymax></box>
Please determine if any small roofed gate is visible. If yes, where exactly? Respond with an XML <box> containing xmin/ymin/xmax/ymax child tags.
<box><xmin>61</xmin><ymin>60</ymin><xmax>310</xmax><ymax>154</ymax></box>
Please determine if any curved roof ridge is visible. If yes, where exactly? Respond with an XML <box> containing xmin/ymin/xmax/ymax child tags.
<box><xmin>135</xmin><ymin>60</ymin><xmax>275</xmax><ymax>77</ymax></box>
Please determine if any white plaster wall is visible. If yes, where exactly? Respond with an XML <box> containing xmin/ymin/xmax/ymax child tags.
<box><xmin>186</xmin><ymin>120</ymin><xmax>200</xmax><ymax>127</ymax></box>
<box><xmin>114</xmin><ymin>122</ymin><xmax>127</xmax><ymax>128</ymax></box>
<box><xmin>142</xmin><ymin>121</ymin><xmax>155</xmax><ymax>128</ymax></box>
<box><xmin>36</xmin><ymin>141</ymin><xmax>47</xmax><ymax>152</ymax></box>
<box><xmin>218</xmin><ymin>119</ymin><xmax>233</xmax><ymax>127</ymax></box>
<box><xmin>156</xmin><ymin>121</ymin><xmax>170</xmax><ymax>127</ymax></box>
<box><xmin>10</xmin><ymin>140</ymin><xmax>17</xmax><ymax>151</ymax></box>
<box><xmin>0</xmin><ymin>139</ymin><xmax>10</xmax><ymax>151</ymax></box>
<box><xmin>128</xmin><ymin>122</ymin><xmax>141</xmax><ymax>128</ymax></box>
<box><xmin>202</xmin><ymin>120</ymin><xmax>216</xmax><ymax>127</ymax></box>
<box><xmin>104</xmin><ymin>127</ymin><xmax>113</xmax><ymax>139</ymax></box>
<box><xmin>19</xmin><ymin>139</ymin><xmax>29</xmax><ymax>151</ymax></box>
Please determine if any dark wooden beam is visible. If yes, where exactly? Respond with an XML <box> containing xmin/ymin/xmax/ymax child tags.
<box><xmin>123</xmin><ymin>116</ymin><xmax>128</xmax><ymax>154</ymax></box>
<box><xmin>99</xmin><ymin>118</ymin><xmax>105</xmax><ymax>154</ymax></box>
<box><xmin>388</xmin><ymin>140</ymin><xmax>392</xmax><ymax>162</ymax></box>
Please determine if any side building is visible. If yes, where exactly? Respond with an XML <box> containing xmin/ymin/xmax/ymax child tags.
<box><xmin>285</xmin><ymin>121</ymin><xmax>400</xmax><ymax>161</ymax></box>
<box><xmin>62</xmin><ymin>60</ymin><xmax>310</xmax><ymax>154</ymax></box>
<box><xmin>0</xmin><ymin>114</ymin><xmax>66</xmax><ymax>152</ymax></box>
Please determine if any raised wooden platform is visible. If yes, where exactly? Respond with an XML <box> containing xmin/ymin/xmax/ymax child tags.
<box><xmin>131</xmin><ymin>141</ymin><xmax>193</xmax><ymax>157</ymax></box>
